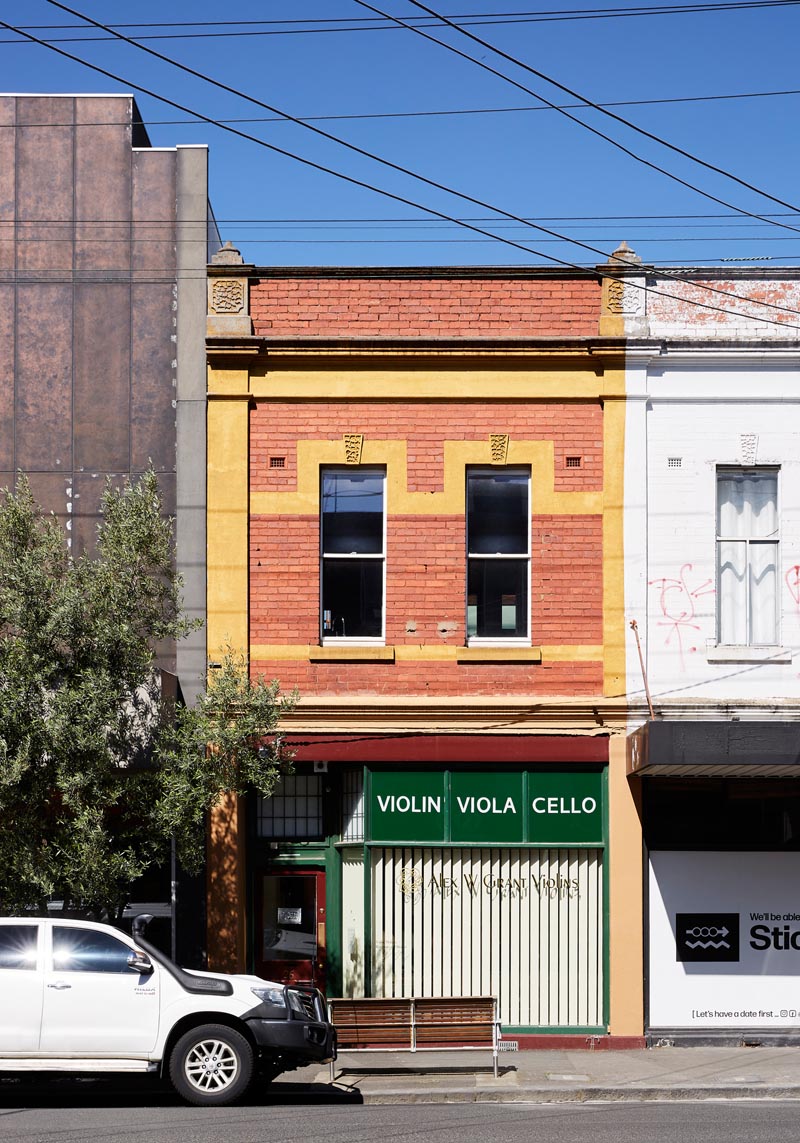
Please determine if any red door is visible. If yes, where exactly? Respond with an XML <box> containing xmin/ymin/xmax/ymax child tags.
<box><xmin>256</xmin><ymin>870</ymin><xmax>326</xmax><ymax>990</ymax></box>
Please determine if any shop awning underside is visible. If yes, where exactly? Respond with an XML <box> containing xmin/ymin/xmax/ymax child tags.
<box><xmin>629</xmin><ymin>720</ymin><xmax>800</xmax><ymax>777</ymax></box>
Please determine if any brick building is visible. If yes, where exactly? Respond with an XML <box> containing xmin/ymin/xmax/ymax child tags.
<box><xmin>205</xmin><ymin>251</ymin><xmax>643</xmax><ymax>1041</ymax></box>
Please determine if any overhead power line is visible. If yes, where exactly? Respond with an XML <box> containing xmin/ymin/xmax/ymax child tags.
<box><xmin>358</xmin><ymin>0</ymin><xmax>800</xmax><ymax>227</ymax></box>
<box><xmin>5</xmin><ymin>1</ymin><xmax>800</xmax><ymax>42</ymax></box>
<box><xmin>36</xmin><ymin>0</ymin><xmax>800</xmax><ymax>323</ymax></box>
<box><xmin>6</xmin><ymin>10</ymin><xmax>800</xmax><ymax>329</ymax></box>
<box><xmin>51</xmin><ymin>0</ymin><xmax>766</xmax><ymax>267</ymax></box>
<box><xmin>6</xmin><ymin>85</ymin><xmax>800</xmax><ymax>128</ymax></box>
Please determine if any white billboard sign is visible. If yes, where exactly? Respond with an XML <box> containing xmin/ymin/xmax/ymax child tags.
<box><xmin>649</xmin><ymin>851</ymin><xmax>800</xmax><ymax>1028</ymax></box>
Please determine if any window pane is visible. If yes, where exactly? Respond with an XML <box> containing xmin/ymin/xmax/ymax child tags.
<box><xmin>262</xmin><ymin>876</ymin><xmax>317</xmax><ymax>961</ymax></box>
<box><xmin>718</xmin><ymin>540</ymin><xmax>747</xmax><ymax>645</ymax></box>
<box><xmin>750</xmin><ymin>542</ymin><xmax>778</xmax><ymax>645</ymax></box>
<box><xmin>717</xmin><ymin>472</ymin><xmax>777</xmax><ymax>538</ymax></box>
<box><xmin>0</xmin><ymin>924</ymin><xmax>38</xmax><ymax>970</ymax></box>
<box><xmin>52</xmin><ymin>927</ymin><xmax>133</xmax><ymax>973</ymax></box>
<box><xmin>322</xmin><ymin>559</ymin><xmax>383</xmax><ymax>638</ymax></box>
<box><xmin>717</xmin><ymin>471</ymin><xmax>779</xmax><ymax>646</ymax></box>
<box><xmin>322</xmin><ymin>471</ymin><xmax>384</xmax><ymax>554</ymax></box>
<box><xmin>467</xmin><ymin>473</ymin><xmax>529</xmax><ymax>555</ymax></box>
<box><xmin>467</xmin><ymin>558</ymin><xmax>528</xmax><ymax>638</ymax></box>
<box><xmin>258</xmin><ymin>773</ymin><xmax>323</xmax><ymax>839</ymax></box>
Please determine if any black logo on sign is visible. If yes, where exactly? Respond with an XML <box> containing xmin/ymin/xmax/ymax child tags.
<box><xmin>676</xmin><ymin>912</ymin><xmax>740</xmax><ymax>962</ymax></box>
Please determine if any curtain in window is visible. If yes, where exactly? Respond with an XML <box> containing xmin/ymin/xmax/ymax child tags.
<box><xmin>717</xmin><ymin>474</ymin><xmax>777</xmax><ymax>645</ymax></box>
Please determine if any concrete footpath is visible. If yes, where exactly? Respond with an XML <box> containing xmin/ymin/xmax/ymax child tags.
<box><xmin>280</xmin><ymin>1046</ymin><xmax>800</xmax><ymax>1104</ymax></box>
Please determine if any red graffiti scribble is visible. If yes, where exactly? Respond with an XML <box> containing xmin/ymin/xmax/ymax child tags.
<box><xmin>785</xmin><ymin>566</ymin><xmax>800</xmax><ymax>609</ymax></box>
<box><xmin>649</xmin><ymin>563</ymin><xmax>715</xmax><ymax>671</ymax></box>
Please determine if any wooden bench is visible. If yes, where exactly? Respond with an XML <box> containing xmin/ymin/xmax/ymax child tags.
<box><xmin>328</xmin><ymin>995</ymin><xmax>500</xmax><ymax>1080</ymax></box>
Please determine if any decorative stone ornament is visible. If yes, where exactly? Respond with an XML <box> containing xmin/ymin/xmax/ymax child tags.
<box><xmin>211</xmin><ymin>279</ymin><xmax>245</xmax><ymax>314</ymax></box>
<box><xmin>490</xmin><ymin>434</ymin><xmax>509</xmax><ymax>464</ymax></box>
<box><xmin>207</xmin><ymin>241</ymin><xmax>253</xmax><ymax>336</ymax></box>
<box><xmin>599</xmin><ymin>240</ymin><xmax>648</xmax><ymax>336</ymax></box>
<box><xmin>740</xmin><ymin>433</ymin><xmax>759</xmax><ymax>466</ymax></box>
<box><xmin>606</xmin><ymin>278</ymin><xmax>641</xmax><ymax>315</ymax></box>
<box><xmin>344</xmin><ymin>434</ymin><xmax>364</xmax><ymax>464</ymax></box>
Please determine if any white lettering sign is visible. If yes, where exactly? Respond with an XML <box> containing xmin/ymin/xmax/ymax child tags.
<box><xmin>455</xmin><ymin>795</ymin><xmax>517</xmax><ymax>815</ymax></box>
<box><xmin>531</xmin><ymin>796</ymin><xmax>597</xmax><ymax>815</ymax></box>
<box><xmin>377</xmin><ymin>794</ymin><xmax>442</xmax><ymax>814</ymax></box>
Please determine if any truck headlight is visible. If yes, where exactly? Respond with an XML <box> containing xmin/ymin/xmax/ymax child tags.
<box><xmin>250</xmin><ymin>986</ymin><xmax>287</xmax><ymax>1007</ymax></box>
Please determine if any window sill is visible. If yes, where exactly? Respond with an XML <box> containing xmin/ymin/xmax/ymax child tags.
<box><xmin>310</xmin><ymin>645</ymin><xmax>395</xmax><ymax>662</ymax></box>
<box><xmin>457</xmin><ymin>646</ymin><xmax>542</xmax><ymax>663</ymax></box>
<box><xmin>706</xmin><ymin>645</ymin><xmax>792</xmax><ymax>664</ymax></box>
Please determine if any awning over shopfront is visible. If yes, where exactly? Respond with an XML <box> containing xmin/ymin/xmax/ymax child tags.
<box><xmin>629</xmin><ymin>720</ymin><xmax>800</xmax><ymax>778</ymax></box>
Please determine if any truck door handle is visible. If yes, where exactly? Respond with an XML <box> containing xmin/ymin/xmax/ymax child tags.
<box><xmin>47</xmin><ymin>981</ymin><xmax>72</xmax><ymax>990</ymax></box>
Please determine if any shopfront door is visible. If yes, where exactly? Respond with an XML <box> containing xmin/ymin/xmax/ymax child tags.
<box><xmin>256</xmin><ymin>870</ymin><xmax>326</xmax><ymax>990</ymax></box>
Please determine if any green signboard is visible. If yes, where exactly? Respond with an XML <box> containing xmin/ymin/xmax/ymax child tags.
<box><xmin>526</xmin><ymin>771</ymin><xmax>602</xmax><ymax>845</ymax></box>
<box><xmin>450</xmin><ymin>771</ymin><xmax>524</xmax><ymax>844</ymax></box>
<box><xmin>368</xmin><ymin>769</ymin><xmax>604</xmax><ymax>846</ymax></box>
<box><xmin>370</xmin><ymin>770</ymin><xmax>447</xmax><ymax>844</ymax></box>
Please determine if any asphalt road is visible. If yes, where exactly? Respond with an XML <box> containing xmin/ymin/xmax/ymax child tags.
<box><xmin>2</xmin><ymin>1081</ymin><xmax>800</xmax><ymax>1143</ymax></box>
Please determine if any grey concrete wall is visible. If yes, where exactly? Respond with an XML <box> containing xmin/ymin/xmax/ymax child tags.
<box><xmin>175</xmin><ymin>145</ymin><xmax>210</xmax><ymax>707</ymax></box>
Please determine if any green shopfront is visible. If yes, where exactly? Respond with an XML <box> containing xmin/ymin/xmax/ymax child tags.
<box><xmin>251</xmin><ymin>739</ymin><xmax>609</xmax><ymax>1035</ymax></box>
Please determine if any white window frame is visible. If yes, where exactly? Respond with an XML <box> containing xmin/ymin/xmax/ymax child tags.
<box><xmin>715</xmin><ymin>466</ymin><xmax>780</xmax><ymax>648</ymax></box>
<box><xmin>320</xmin><ymin>467</ymin><xmax>386</xmax><ymax>645</ymax></box>
<box><xmin>466</xmin><ymin>467</ymin><xmax>531</xmax><ymax>645</ymax></box>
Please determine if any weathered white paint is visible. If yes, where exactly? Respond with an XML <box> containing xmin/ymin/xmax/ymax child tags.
<box><xmin>619</xmin><ymin>269</ymin><xmax>800</xmax><ymax>709</ymax></box>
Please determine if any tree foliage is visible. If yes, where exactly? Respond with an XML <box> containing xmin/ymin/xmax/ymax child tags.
<box><xmin>0</xmin><ymin>472</ymin><xmax>294</xmax><ymax>917</ymax></box>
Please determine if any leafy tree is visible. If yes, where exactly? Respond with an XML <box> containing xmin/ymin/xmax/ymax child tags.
<box><xmin>0</xmin><ymin>472</ymin><xmax>294</xmax><ymax>918</ymax></box>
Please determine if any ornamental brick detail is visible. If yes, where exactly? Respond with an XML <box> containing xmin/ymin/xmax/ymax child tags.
<box><xmin>740</xmin><ymin>433</ymin><xmax>758</xmax><ymax>466</ymax></box>
<box><xmin>211</xmin><ymin>278</ymin><xmax>245</xmax><ymax>314</ymax></box>
<box><xmin>343</xmin><ymin>433</ymin><xmax>364</xmax><ymax>464</ymax></box>
<box><xmin>606</xmin><ymin>278</ymin><xmax>641</xmax><ymax>315</ymax></box>
<box><xmin>490</xmin><ymin>434</ymin><xmax>509</xmax><ymax>464</ymax></box>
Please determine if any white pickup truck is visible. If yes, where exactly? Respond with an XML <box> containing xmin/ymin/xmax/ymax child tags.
<box><xmin>0</xmin><ymin>915</ymin><xmax>336</xmax><ymax>1105</ymax></box>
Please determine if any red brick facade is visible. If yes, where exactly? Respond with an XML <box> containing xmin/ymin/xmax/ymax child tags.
<box><xmin>250</xmin><ymin>395</ymin><xmax>605</xmax><ymax>697</ymax></box>
<box><xmin>250</xmin><ymin>274</ymin><xmax>600</xmax><ymax>340</ymax></box>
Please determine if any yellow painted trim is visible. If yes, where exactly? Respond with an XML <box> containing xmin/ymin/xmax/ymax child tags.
<box><xmin>607</xmin><ymin>737</ymin><xmax>644</xmax><ymax>1035</ymax></box>
<box><xmin>602</xmin><ymin>385</ymin><xmax>627</xmax><ymax>697</ymax></box>
<box><xmin>207</xmin><ymin>394</ymin><xmax>250</xmax><ymax>661</ymax></box>
<box><xmin>248</xmin><ymin>370</ymin><xmax>609</xmax><ymax>401</ymax></box>
<box><xmin>251</xmin><ymin>438</ymin><xmax>601</xmax><ymax>517</ymax></box>
<box><xmin>206</xmin><ymin>389</ymin><xmax>250</xmax><ymax>972</ymax></box>
<box><xmin>456</xmin><ymin>647</ymin><xmax>542</xmax><ymax>663</ymax></box>
<box><xmin>309</xmin><ymin>645</ymin><xmax>396</xmax><ymax>661</ymax></box>
<box><xmin>541</xmin><ymin>644</ymin><xmax>603</xmax><ymax>661</ymax></box>
<box><xmin>250</xmin><ymin>642</ymin><xmax>601</xmax><ymax>663</ymax></box>
<box><xmin>208</xmin><ymin>365</ymin><xmax>251</xmax><ymax>397</ymax></box>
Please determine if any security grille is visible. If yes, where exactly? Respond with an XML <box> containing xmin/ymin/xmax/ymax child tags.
<box><xmin>371</xmin><ymin>847</ymin><xmax>603</xmax><ymax>1028</ymax></box>
<box><xmin>257</xmin><ymin>773</ymin><xmax>323</xmax><ymax>839</ymax></box>
<box><xmin>342</xmin><ymin>769</ymin><xmax>365</xmax><ymax>842</ymax></box>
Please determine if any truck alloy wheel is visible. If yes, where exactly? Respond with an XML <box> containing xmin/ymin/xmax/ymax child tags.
<box><xmin>169</xmin><ymin>1023</ymin><xmax>254</xmax><ymax>1106</ymax></box>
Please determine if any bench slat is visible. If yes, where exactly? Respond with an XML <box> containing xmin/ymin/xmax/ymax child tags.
<box><xmin>329</xmin><ymin>995</ymin><xmax>498</xmax><ymax>1066</ymax></box>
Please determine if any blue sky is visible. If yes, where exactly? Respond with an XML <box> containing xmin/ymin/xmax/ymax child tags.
<box><xmin>2</xmin><ymin>1</ymin><xmax>800</xmax><ymax>268</ymax></box>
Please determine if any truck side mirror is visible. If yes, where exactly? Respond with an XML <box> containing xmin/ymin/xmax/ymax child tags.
<box><xmin>128</xmin><ymin>951</ymin><xmax>154</xmax><ymax>975</ymax></box>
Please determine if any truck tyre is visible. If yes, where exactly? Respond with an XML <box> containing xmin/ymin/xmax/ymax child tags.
<box><xmin>169</xmin><ymin>1023</ymin><xmax>254</xmax><ymax>1106</ymax></box>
